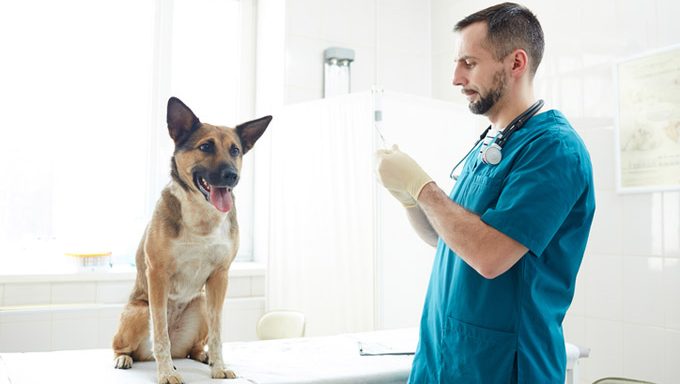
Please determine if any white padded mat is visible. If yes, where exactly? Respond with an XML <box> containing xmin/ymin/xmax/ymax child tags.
<box><xmin>0</xmin><ymin>328</ymin><xmax>416</xmax><ymax>384</ymax></box>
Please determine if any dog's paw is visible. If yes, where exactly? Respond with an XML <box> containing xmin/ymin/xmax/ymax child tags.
<box><xmin>158</xmin><ymin>371</ymin><xmax>184</xmax><ymax>384</ymax></box>
<box><xmin>113</xmin><ymin>355</ymin><xmax>133</xmax><ymax>369</ymax></box>
<box><xmin>211</xmin><ymin>367</ymin><xmax>237</xmax><ymax>379</ymax></box>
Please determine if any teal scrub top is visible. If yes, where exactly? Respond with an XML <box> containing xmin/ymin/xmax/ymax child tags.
<box><xmin>408</xmin><ymin>110</ymin><xmax>595</xmax><ymax>384</ymax></box>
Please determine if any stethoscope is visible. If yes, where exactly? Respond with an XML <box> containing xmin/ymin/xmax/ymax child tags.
<box><xmin>449</xmin><ymin>99</ymin><xmax>544</xmax><ymax>180</ymax></box>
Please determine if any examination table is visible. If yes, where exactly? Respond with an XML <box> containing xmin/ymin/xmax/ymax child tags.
<box><xmin>0</xmin><ymin>328</ymin><xmax>585</xmax><ymax>384</ymax></box>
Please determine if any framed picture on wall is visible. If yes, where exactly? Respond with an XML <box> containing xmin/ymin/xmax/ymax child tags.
<box><xmin>614</xmin><ymin>44</ymin><xmax>680</xmax><ymax>193</ymax></box>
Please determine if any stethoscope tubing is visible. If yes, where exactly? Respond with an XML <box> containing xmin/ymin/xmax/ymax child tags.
<box><xmin>449</xmin><ymin>99</ymin><xmax>544</xmax><ymax>180</ymax></box>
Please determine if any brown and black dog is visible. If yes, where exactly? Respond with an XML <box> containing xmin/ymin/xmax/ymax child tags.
<box><xmin>112</xmin><ymin>97</ymin><xmax>271</xmax><ymax>383</ymax></box>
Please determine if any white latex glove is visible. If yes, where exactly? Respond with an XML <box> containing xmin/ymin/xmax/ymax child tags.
<box><xmin>375</xmin><ymin>145</ymin><xmax>433</xmax><ymax>207</ymax></box>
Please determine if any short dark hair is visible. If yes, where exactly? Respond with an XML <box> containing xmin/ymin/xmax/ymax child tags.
<box><xmin>454</xmin><ymin>2</ymin><xmax>544</xmax><ymax>77</ymax></box>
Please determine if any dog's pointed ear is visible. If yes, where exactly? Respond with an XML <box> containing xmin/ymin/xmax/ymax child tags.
<box><xmin>236</xmin><ymin>115</ymin><xmax>272</xmax><ymax>154</ymax></box>
<box><xmin>167</xmin><ymin>97</ymin><xmax>201</xmax><ymax>146</ymax></box>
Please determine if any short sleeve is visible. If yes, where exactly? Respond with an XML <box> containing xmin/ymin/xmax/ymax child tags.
<box><xmin>480</xmin><ymin>131</ymin><xmax>588</xmax><ymax>256</ymax></box>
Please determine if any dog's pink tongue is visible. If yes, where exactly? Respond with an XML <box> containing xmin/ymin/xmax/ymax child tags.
<box><xmin>209</xmin><ymin>187</ymin><xmax>233</xmax><ymax>213</ymax></box>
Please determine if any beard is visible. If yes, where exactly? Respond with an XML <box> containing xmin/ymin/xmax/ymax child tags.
<box><xmin>468</xmin><ymin>69</ymin><xmax>507</xmax><ymax>115</ymax></box>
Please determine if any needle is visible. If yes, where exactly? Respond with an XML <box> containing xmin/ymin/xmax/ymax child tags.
<box><xmin>375</xmin><ymin>117</ymin><xmax>387</xmax><ymax>147</ymax></box>
<box><xmin>373</xmin><ymin>87</ymin><xmax>388</xmax><ymax>148</ymax></box>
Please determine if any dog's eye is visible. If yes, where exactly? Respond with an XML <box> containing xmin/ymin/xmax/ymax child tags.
<box><xmin>229</xmin><ymin>145</ymin><xmax>240</xmax><ymax>157</ymax></box>
<box><xmin>199</xmin><ymin>142</ymin><xmax>214</xmax><ymax>153</ymax></box>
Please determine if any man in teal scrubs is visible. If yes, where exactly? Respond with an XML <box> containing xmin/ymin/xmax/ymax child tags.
<box><xmin>376</xmin><ymin>3</ymin><xmax>595</xmax><ymax>383</ymax></box>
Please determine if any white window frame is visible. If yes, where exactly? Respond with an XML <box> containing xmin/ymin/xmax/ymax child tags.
<box><xmin>149</xmin><ymin>0</ymin><xmax>257</xmax><ymax>263</ymax></box>
<box><xmin>0</xmin><ymin>0</ymin><xmax>258</xmax><ymax>274</ymax></box>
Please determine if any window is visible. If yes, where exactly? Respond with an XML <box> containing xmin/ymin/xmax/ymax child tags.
<box><xmin>0</xmin><ymin>0</ymin><xmax>254</xmax><ymax>274</ymax></box>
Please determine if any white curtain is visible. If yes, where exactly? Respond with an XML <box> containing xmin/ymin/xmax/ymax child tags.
<box><xmin>258</xmin><ymin>93</ymin><xmax>376</xmax><ymax>336</ymax></box>
<box><xmin>255</xmin><ymin>91</ymin><xmax>482</xmax><ymax>336</ymax></box>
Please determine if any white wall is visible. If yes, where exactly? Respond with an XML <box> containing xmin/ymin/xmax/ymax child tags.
<box><xmin>0</xmin><ymin>267</ymin><xmax>265</xmax><ymax>352</ymax></box>
<box><xmin>431</xmin><ymin>1</ymin><xmax>680</xmax><ymax>383</ymax></box>
<box><xmin>276</xmin><ymin>0</ymin><xmax>432</xmax><ymax>105</ymax></box>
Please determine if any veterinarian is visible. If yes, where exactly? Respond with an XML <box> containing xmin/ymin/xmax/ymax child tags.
<box><xmin>375</xmin><ymin>3</ymin><xmax>595</xmax><ymax>383</ymax></box>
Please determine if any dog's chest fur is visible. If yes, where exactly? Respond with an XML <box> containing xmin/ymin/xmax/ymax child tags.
<box><xmin>165</xmin><ymin>184</ymin><xmax>235</xmax><ymax>304</ymax></box>
<box><xmin>169</xmin><ymin>230</ymin><xmax>232</xmax><ymax>304</ymax></box>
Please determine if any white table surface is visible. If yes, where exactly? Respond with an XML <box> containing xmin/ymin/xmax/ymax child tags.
<box><xmin>0</xmin><ymin>328</ymin><xmax>417</xmax><ymax>384</ymax></box>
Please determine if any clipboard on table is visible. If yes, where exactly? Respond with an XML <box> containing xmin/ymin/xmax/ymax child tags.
<box><xmin>357</xmin><ymin>341</ymin><xmax>415</xmax><ymax>356</ymax></box>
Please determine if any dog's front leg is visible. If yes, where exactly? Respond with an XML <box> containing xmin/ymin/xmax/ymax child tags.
<box><xmin>147</xmin><ymin>266</ymin><xmax>183</xmax><ymax>384</ymax></box>
<box><xmin>205</xmin><ymin>266</ymin><xmax>236</xmax><ymax>379</ymax></box>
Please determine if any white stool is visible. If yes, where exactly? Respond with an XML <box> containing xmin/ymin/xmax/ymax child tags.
<box><xmin>256</xmin><ymin>310</ymin><xmax>306</xmax><ymax>340</ymax></box>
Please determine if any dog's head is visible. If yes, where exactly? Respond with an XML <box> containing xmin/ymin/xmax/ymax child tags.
<box><xmin>167</xmin><ymin>97</ymin><xmax>271</xmax><ymax>213</ymax></box>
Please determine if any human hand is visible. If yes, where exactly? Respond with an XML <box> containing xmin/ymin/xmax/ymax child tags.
<box><xmin>385</xmin><ymin>188</ymin><xmax>418</xmax><ymax>208</ymax></box>
<box><xmin>375</xmin><ymin>145</ymin><xmax>433</xmax><ymax>206</ymax></box>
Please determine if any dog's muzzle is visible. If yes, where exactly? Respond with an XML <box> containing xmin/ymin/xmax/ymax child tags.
<box><xmin>193</xmin><ymin>166</ymin><xmax>239</xmax><ymax>213</ymax></box>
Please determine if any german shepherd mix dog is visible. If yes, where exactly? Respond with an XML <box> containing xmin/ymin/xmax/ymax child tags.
<box><xmin>112</xmin><ymin>97</ymin><xmax>271</xmax><ymax>383</ymax></box>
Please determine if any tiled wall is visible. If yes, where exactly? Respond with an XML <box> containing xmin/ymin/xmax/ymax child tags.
<box><xmin>282</xmin><ymin>0</ymin><xmax>432</xmax><ymax>104</ymax></box>
<box><xmin>0</xmin><ymin>272</ymin><xmax>265</xmax><ymax>352</ymax></box>
<box><xmin>430</xmin><ymin>1</ymin><xmax>680</xmax><ymax>383</ymax></box>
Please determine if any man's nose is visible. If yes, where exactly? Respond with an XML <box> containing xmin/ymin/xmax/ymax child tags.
<box><xmin>452</xmin><ymin>64</ymin><xmax>466</xmax><ymax>87</ymax></box>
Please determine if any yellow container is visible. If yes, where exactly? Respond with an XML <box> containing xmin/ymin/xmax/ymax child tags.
<box><xmin>64</xmin><ymin>251</ymin><xmax>112</xmax><ymax>270</ymax></box>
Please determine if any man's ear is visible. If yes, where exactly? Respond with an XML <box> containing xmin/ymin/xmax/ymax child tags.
<box><xmin>167</xmin><ymin>97</ymin><xmax>201</xmax><ymax>146</ymax></box>
<box><xmin>510</xmin><ymin>48</ymin><xmax>529</xmax><ymax>76</ymax></box>
<box><xmin>236</xmin><ymin>115</ymin><xmax>273</xmax><ymax>154</ymax></box>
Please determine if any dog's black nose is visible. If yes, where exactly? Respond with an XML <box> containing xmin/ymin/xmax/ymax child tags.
<box><xmin>221</xmin><ymin>168</ymin><xmax>238</xmax><ymax>186</ymax></box>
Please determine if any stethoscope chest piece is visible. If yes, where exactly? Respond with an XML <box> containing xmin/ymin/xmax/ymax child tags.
<box><xmin>481</xmin><ymin>143</ymin><xmax>502</xmax><ymax>165</ymax></box>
